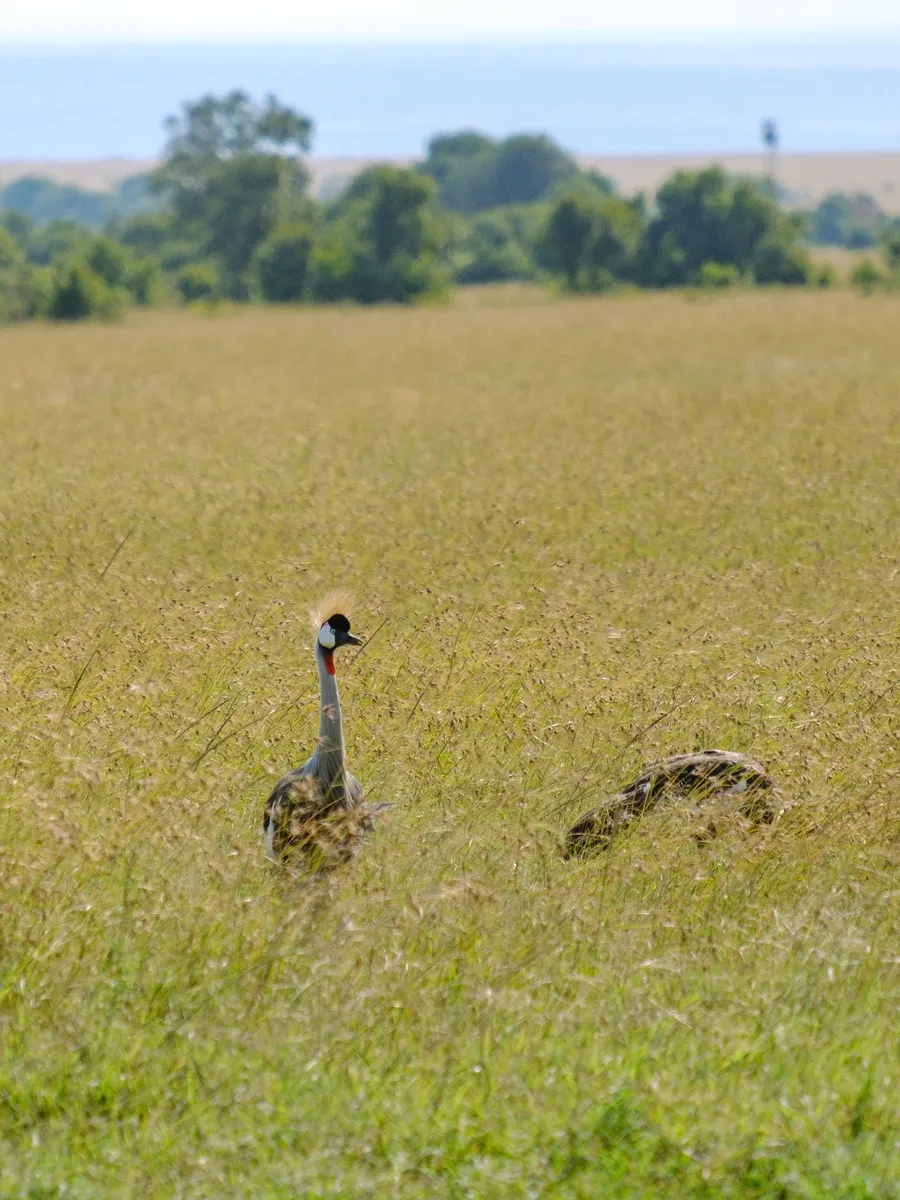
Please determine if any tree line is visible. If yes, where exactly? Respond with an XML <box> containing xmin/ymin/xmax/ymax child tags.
<box><xmin>2</xmin><ymin>90</ymin><xmax>900</xmax><ymax>324</ymax></box>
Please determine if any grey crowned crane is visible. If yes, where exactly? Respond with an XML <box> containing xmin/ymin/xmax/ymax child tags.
<box><xmin>263</xmin><ymin>594</ymin><xmax>382</xmax><ymax>869</ymax></box>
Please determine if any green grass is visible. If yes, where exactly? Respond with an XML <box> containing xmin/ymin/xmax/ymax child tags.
<box><xmin>1</xmin><ymin>291</ymin><xmax>899</xmax><ymax>1196</ymax></box>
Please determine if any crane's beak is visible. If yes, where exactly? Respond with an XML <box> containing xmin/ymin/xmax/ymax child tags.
<box><xmin>342</xmin><ymin>631</ymin><xmax>363</xmax><ymax>647</ymax></box>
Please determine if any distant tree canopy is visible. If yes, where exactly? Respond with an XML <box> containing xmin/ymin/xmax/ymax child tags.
<box><xmin>419</xmin><ymin>131</ymin><xmax>583</xmax><ymax>214</ymax></box>
<box><xmin>453</xmin><ymin>205</ymin><xmax>544</xmax><ymax>285</ymax></box>
<box><xmin>539</xmin><ymin>189</ymin><xmax>643</xmax><ymax>291</ymax></box>
<box><xmin>635</xmin><ymin>167</ymin><xmax>810</xmax><ymax>288</ymax></box>
<box><xmin>0</xmin><ymin>174</ymin><xmax>156</xmax><ymax>229</ymax></box>
<box><xmin>314</xmin><ymin>166</ymin><xmax>447</xmax><ymax>304</ymax></box>
<box><xmin>807</xmin><ymin>192</ymin><xmax>888</xmax><ymax>249</ymax></box>
<box><xmin>152</xmin><ymin>90</ymin><xmax>315</xmax><ymax>298</ymax></box>
<box><xmin>640</xmin><ymin>168</ymin><xmax>782</xmax><ymax>285</ymax></box>
<box><xmin>0</xmin><ymin>92</ymin><xmax>879</xmax><ymax>325</ymax></box>
<box><xmin>254</xmin><ymin>221</ymin><xmax>317</xmax><ymax>303</ymax></box>
<box><xmin>537</xmin><ymin>166</ymin><xmax>814</xmax><ymax>292</ymax></box>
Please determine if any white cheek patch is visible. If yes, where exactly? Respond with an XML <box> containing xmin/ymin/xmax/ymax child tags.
<box><xmin>318</xmin><ymin>624</ymin><xmax>336</xmax><ymax>649</ymax></box>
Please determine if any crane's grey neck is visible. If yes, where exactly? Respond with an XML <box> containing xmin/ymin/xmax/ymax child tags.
<box><xmin>315</xmin><ymin>640</ymin><xmax>345</xmax><ymax>796</ymax></box>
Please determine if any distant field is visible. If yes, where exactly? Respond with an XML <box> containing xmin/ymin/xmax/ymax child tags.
<box><xmin>3</xmin><ymin>151</ymin><xmax>900</xmax><ymax>209</ymax></box>
<box><xmin>1</xmin><ymin>292</ymin><xmax>899</xmax><ymax>1195</ymax></box>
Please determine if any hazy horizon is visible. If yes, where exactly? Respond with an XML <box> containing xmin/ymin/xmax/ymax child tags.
<box><xmin>2</xmin><ymin>39</ymin><xmax>898</xmax><ymax>161</ymax></box>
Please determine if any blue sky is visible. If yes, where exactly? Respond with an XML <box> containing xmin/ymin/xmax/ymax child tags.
<box><xmin>3</xmin><ymin>0</ymin><xmax>900</xmax><ymax>40</ymax></box>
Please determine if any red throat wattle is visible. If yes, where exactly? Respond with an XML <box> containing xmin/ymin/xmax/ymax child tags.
<box><xmin>323</xmin><ymin>650</ymin><xmax>336</xmax><ymax>676</ymax></box>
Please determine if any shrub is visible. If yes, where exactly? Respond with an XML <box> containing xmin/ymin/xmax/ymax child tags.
<box><xmin>850</xmin><ymin>258</ymin><xmax>885</xmax><ymax>296</ymax></box>
<box><xmin>752</xmin><ymin>238</ymin><xmax>811</xmax><ymax>285</ymax></box>
<box><xmin>175</xmin><ymin>262</ymin><xmax>221</xmax><ymax>304</ymax></box>
<box><xmin>699</xmin><ymin>261</ymin><xmax>741</xmax><ymax>289</ymax></box>
<box><xmin>48</xmin><ymin>262</ymin><xmax>123</xmax><ymax>321</ymax></box>
<box><xmin>811</xmin><ymin>262</ymin><xmax>838</xmax><ymax>289</ymax></box>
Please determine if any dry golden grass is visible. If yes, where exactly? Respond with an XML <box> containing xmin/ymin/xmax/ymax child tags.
<box><xmin>1</xmin><ymin>291</ymin><xmax>899</xmax><ymax>1195</ymax></box>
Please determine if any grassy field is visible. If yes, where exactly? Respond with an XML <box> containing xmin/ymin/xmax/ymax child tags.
<box><xmin>1</xmin><ymin>291</ymin><xmax>899</xmax><ymax>1197</ymax></box>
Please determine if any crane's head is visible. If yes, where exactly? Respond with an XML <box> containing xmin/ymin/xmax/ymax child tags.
<box><xmin>317</xmin><ymin>613</ymin><xmax>362</xmax><ymax>675</ymax></box>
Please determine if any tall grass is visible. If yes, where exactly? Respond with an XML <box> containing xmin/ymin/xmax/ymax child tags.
<box><xmin>1</xmin><ymin>291</ymin><xmax>899</xmax><ymax>1196</ymax></box>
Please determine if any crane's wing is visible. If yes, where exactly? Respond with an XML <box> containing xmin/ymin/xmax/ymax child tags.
<box><xmin>263</xmin><ymin>754</ymin><xmax>318</xmax><ymax>858</ymax></box>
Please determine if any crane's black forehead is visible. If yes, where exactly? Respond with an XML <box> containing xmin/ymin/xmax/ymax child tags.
<box><xmin>326</xmin><ymin>613</ymin><xmax>351</xmax><ymax>632</ymax></box>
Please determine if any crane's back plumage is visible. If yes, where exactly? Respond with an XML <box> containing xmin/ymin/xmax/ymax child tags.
<box><xmin>263</xmin><ymin>763</ymin><xmax>375</xmax><ymax>868</ymax></box>
<box><xmin>565</xmin><ymin>749</ymin><xmax>778</xmax><ymax>857</ymax></box>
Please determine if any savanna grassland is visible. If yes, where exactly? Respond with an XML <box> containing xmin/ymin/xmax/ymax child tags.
<box><xmin>1</xmin><ymin>290</ymin><xmax>899</xmax><ymax>1197</ymax></box>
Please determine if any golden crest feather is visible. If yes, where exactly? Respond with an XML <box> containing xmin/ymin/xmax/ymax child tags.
<box><xmin>309</xmin><ymin>589</ymin><xmax>355</xmax><ymax>632</ymax></box>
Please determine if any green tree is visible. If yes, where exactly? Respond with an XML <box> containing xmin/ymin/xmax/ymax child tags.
<box><xmin>421</xmin><ymin>131</ymin><xmax>580</xmax><ymax>214</ymax></box>
<box><xmin>253</xmin><ymin>222</ymin><xmax>316</xmax><ymax>302</ymax></box>
<box><xmin>539</xmin><ymin>190</ymin><xmax>642</xmax><ymax>291</ymax></box>
<box><xmin>538</xmin><ymin>193</ymin><xmax>595</xmax><ymax>290</ymax></box>
<box><xmin>312</xmin><ymin>167</ymin><xmax>446</xmax><ymax>304</ymax></box>
<box><xmin>472</xmin><ymin>135</ymin><xmax>580</xmax><ymax>211</ymax></box>
<box><xmin>153</xmin><ymin>90</ymin><xmax>314</xmax><ymax>298</ymax></box>
<box><xmin>639</xmin><ymin>167</ymin><xmax>797</xmax><ymax>286</ymax></box>
<box><xmin>582</xmin><ymin>196</ymin><xmax>643</xmax><ymax>289</ymax></box>
<box><xmin>422</xmin><ymin>131</ymin><xmax>494</xmax><ymax>190</ymax></box>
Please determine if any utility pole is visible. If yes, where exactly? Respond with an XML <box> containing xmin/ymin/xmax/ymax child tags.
<box><xmin>761</xmin><ymin>119</ymin><xmax>779</xmax><ymax>196</ymax></box>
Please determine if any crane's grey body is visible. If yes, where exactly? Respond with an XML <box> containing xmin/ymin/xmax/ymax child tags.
<box><xmin>565</xmin><ymin>749</ymin><xmax>778</xmax><ymax>857</ymax></box>
<box><xmin>263</xmin><ymin>614</ymin><xmax>374</xmax><ymax>867</ymax></box>
<box><xmin>263</xmin><ymin>757</ymin><xmax>365</xmax><ymax>860</ymax></box>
